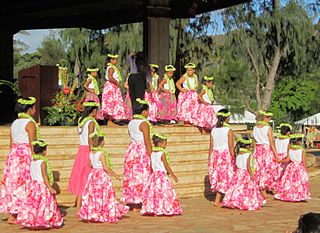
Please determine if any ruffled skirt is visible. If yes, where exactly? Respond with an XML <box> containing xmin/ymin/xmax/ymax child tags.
<box><xmin>159</xmin><ymin>92</ymin><xmax>177</xmax><ymax>121</ymax></box>
<box><xmin>193</xmin><ymin>103</ymin><xmax>217</xmax><ymax>129</ymax></box>
<box><xmin>176</xmin><ymin>91</ymin><xmax>198</xmax><ymax>124</ymax></box>
<box><xmin>145</xmin><ymin>91</ymin><xmax>160</xmax><ymax>122</ymax></box>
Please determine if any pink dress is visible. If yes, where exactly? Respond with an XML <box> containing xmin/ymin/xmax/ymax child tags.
<box><xmin>83</xmin><ymin>75</ymin><xmax>103</xmax><ymax>120</ymax></box>
<box><xmin>68</xmin><ymin>120</ymin><xmax>93</xmax><ymax>195</ymax></box>
<box><xmin>101</xmin><ymin>66</ymin><xmax>126</xmax><ymax>120</ymax></box>
<box><xmin>144</xmin><ymin>74</ymin><xmax>161</xmax><ymax>122</ymax></box>
<box><xmin>122</xmin><ymin>119</ymin><xmax>151</xmax><ymax>204</ymax></box>
<box><xmin>79</xmin><ymin>152</ymin><xmax>129</xmax><ymax>222</ymax></box>
<box><xmin>273</xmin><ymin>138</ymin><xmax>290</xmax><ymax>191</ymax></box>
<box><xmin>274</xmin><ymin>149</ymin><xmax>310</xmax><ymax>202</ymax></box>
<box><xmin>159</xmin><ymin>77</ymin><xmax>177</xmax><ymax>121</ymax></box>
<box><xmin>252</xmin><ymin>126</ymin><xmax>277</xmax><ymax>190</ymax></box>
<box><xmin>176</xmin><ymin>75</ymin><xmax>199</xmax><ymax>124</ymax></box>
<box><xmin>141</xmin><ymin>151</ymin><xmax>182</xmax><ymax>216</ymax></box>
<box><xmin>193</xmin><ymin>88</ymin><xmax>217</xmax><ymax>129</ymax></box>
<box><xmin>0</xmin><ymin>119</ymin><xmax>32</xmax><ymax>214</ymax></box>
<box><xmin>222</xmin><ymin>153</ymin><xmax>265</xmax><ymax>211</ymax></box>
<box><xmin>16</xmin><ymin>160</ymin><xmax>63</xmax><ymax>228</ymax></box>
<box><xmin>209</xmin><ymin>127</ymin><xmax>235</xmax><ymax>194</ymax></box>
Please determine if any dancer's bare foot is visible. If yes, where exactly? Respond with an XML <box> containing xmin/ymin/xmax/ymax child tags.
<box><xmin>7</xmin><ymin>214</ymin><xmax>16</xmax><ymax>224</ymax></box>
<box><xmin>214</xmin><ymin>202</ymin><xmax>222</xmax><ymax>207</ymax></box>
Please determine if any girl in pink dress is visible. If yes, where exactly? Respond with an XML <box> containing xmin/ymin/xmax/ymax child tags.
<box><xmin>68</xmin><ymin>101</ymin><xmax>100</xmax><ymax>214</ymax></box>
<box><xmin>83</xmin><ymin>68</ymin><xmax>103</xmax><ymax>120</ymax></box>
<box><xmin>101</xmin><ymin>54</ymin><xmax>126</xmax><ymax>121</ymax></box>
<box><xmin>122</xmin><ymin>99</ymin><xmax>152</xmax><ymax>211</ymax></box>
<box><xmin>208</xmin><ymin>109</ymin><xmax>235</xmax><ymax>206</ymax></box>
<box><xmin>144</xmin><ymin>64</ymin><xmax>161</xmax><ymax>123</ymax></box>
<box><xmin>193</xmin><ymin>76</ymin><xmax>218</xmax><ymax>132</ymax></box>
<box><xmin>274</xmin><ymin>133</ymin><xmax>311</xmax><ymax>202</ymax></box>
<box><xmin>273</xmin><ymin>123</ymin><xmax>292</xmax><ymax>191</ymax></box>
<box><xmin>159</xmin><ymin>65</ymin><xmax>177</xmax><ymax>124</ymax></box>
<box><xmin>16</xmin><ymin>140</ymin><xmax>63</xmax><ymax>228</ymax></box>
<box><xmin>0</xmin><ymin>97</ymin><xmax>37</xmax><ymax>224</ymax></box>
<box><xmin>141</xmin><ymin>134</ymin><xmax>182</xmax><ymax>216</ymax></box>
<box><xmin>252</xmin><ymin>110</ymin><xmax>280</xmax><ymax>197</ymax></box>
<box><xmin>79</xmin><ymin>132</ymin><xmax>129</xmax><ymax>223</ymax></box>
<box><xmin>222</xmin><ymin>137</ymin><xmax>266</xmax><ymax>211</ymax></box>
<box><xmin>176</xmin><ymin>63</ymin><xmax>199</xmax><ymax>125</ymax></box>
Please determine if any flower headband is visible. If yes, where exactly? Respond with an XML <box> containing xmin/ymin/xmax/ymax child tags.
<box><xmin>89</xmin><ymin>131</ymin><xmax>105</xmax><ymax>138</ymax></box>
<box><xmin>279</xmin><ymin>123</ymin><xmax>293</xmax><ymax>131</ymax></box>
<box><xmin>217</xmin><ymin>111</ymin><xmax>231</xmax><ymax>117</ymax></box>
<box><xmin>83</xmin><ymin>102</ymin><xmax>100</xmax><ymax>107</ymax></box>
<box><xmin>154</xmin><ymin>133</ymin><xmax>168</xmax><ymax>140</ymax></box>
<box><xmin>237</xmin><ymin>137</ymin><xmax>253</xmax><ymax>144</ymax></box>
<box><xmin>107</xmin><ymin>54</ymin><xmax>118</xmax><ymax>59</ymax></box>
<box><xmin>259</xmin><ymin>110</ymin><xmax>273</xmax><ymax>117</ymax></box>
<box><xmin>18</xmin><ymin>97</ymin><xmax>36</xmax><ymax>105</ymax></box>
<box><xmin>184</xmin><ymin>63</ymin><xmax>196</xmax><ymax>69</ymax></box>
<box><xmin>290</xmin><ymin>133</ymin><xmax>304</xmax><ymax>139</ymax></box>
<box><xmin>136</xmin><ymin>98</ymin><xmax>149</xmax><ymax>105</ymax></box>
<box><xmin>204</xmin><ymin>76</ymin><xmax>214</xmax><ymax>81</ymax></box>
<box><xmin>150</xmin><ymin>64</ymin><xmax>159</xmax><ymax>69</ymax></box>
<box><xmin>87</xmin><ymin>68</ymin><xmax>99</xmax><ymax>72</ymax></box>
<box><xmin>165</xmin><ymin>65</ymin><xmax>176</xmax><ymax>72</ymax></box>
<box><xmin>32</xmin><ymin>140</ymin><xmax>48</xmax><ymax>147</ymax></box>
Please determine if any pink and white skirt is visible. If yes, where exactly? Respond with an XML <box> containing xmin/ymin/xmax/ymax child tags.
<box><xmin>79</xmin><ymin>169</ymin><xmax>129</xmax><ymax>223</ymax></box>
<box><xmin>101</xmin><ymin>81</ymin><xmax>126</xmax><ymax>120</ymax></box>
<box><xmin>159</xmin><ymin>92</ymin><xmax>177</xmax><ymax>121</ymax></box>
<box><xmin>193</xmin><ymin>103</ymin><xmax>218</xmax><ymax>129</ymax></box>
<box><xmin>16</xmin><ymin>180</ymin><xmax>63</xmax><ymax>228</ymax></box>
<box><xmin>222</xmin><ymin>169</ymin><xmax>265</xmax><ymax>211</ymax></box>
<box><xmin>0</xmin><ymin>143</ymin><xmax>31</xmax><ymax>214</ymax></box>
<box><xmin>145</xmin><ymin>91</ymin><xmax>160</xmax><ymax>122</ymax></box>
<box><xmin>68</xmin><ymin>145</ymin><xmax>92</xmax><ymax>196</ymax></box>
<box><xmin>124</xmin><ymin>92</ymin><xmax>133</xmax><ymax>120</ymax></box>
<box><xmin>176</xmin><ymin>90</ymin><xmax>198</xmax><ymax>124</ymax></box>
<box><xmin>141</xmin><ymin>171</ymin><xmax>182</xmax><ymax>216</ymax></box>
<box><xmin>208</xmin><ymin>149</ymin><xmax>235</xmax><ymax>194</ymax></box>
<box><xmin>272</xmin><ymin>153</ymin><xmax>289</xmax><ymax>192</ymax></box>
<box><xmin>253</xmin><ymin>144</ymin><xmax>277</xmax><ymax>191</ymax></box>
<box><xmin>122</xmin><ymin>141</ymin><xmax>151</xmax><ymax>204</ymax></box>
<box><xmin>83</xmin><ymin>92</ymin><xmax>103</xmax><ymax>120</ymax></box>
<box><xmin>274</xmin><ymin>162</ymin><xmax>310</xmax><ymax>202</ymax></box>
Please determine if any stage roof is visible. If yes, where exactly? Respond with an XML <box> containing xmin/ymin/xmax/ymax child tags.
<box><xmin>0</xmin><ymin>0</ymin><xmax>249</xmax><ymax>31</ymax></box>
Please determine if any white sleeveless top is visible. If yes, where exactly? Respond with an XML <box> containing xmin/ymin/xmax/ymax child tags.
<box><xmin>87</xmin><ymin>76</ymin><xmax>96</xmax><ymax>89</ymax></box>
<box><xmin>106</xmin><ymin>66</ymin><xmax>120</xmax><ymax>82</ymax></box>
<box><xmin>236</xmin><ymin>153</ymin><xmax>250</xmax><ymax>170</ymax></box>
<box><xmin>11</xmin><ymin>118</ymin><xmax>32</xmax><ymax>144</ymax></box>
<box><xmin>202</xmin><ymin>90</ymin><xmax>212</xmax><ymax>104</ymax></box>
<box><xmin>289</xmin><ymin>149</ymin><xmax>303</xmax><ymax>163</ymax></box>
<box><xmin>182</xmin><ymin>76</ymin><xmax>197</xmax><ymax>90</ymax></box>
<box><xmin>211</xmin><ymin>127</ymin><xmax>230</xmax><ymax>150</ymax></box>
<box><xmin>151</xmin><ymin>151</ymin><xmax>166</xmax><ymax>172</ymax></box>
<box><xmin>79</xmin><ymin>120</ymin><xmax>93</xmax><ymax>146</ymax></box>
<box><xmin>151</xmin><ymin>74</ymin><xmax>158</xmax><ymax>89</ymax></box>
<box><xmin>90</xmin><ymin>151</ymin><xmax>103</xmax><ymax>169</ymax></box>
<box><xmin>253</xmin><ymin>126</ymin><xmax>270</xmax><ymax>145</ymax></box>
<box><xmin>30</xmin><ymin>160</ymin><xmax>44</xmax><ymax>182</ymax></box>
<box><xmin>275</xmin><ymin>138</ymin><xmax>290</xmax><ymax>154</ymax></box>
<box><xmin>128</xmin><ymin>119</ymin><xmax>144</xmax><ymax>142</ymax></box>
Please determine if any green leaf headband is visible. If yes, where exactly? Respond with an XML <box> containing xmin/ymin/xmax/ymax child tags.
<box><xmin>165</xmin><ymin>65</ymin><xmax>176</xmax><ymax>72</ymax></box>
<box><xmin>136</xmin><ymin>98</ymin><xmax>149</xmax><ymax>105</ymax></box>
<box><xmin>154</xmin><ymin>133</ymin><xmax>168</xmax><ymax>140</ymax></box>
<box><xmin>290</xmin><ymin>133</ymin><xmax>304</xmax><ymax>139</ymax></box>
<box><xmin>150</xmin><ymin>64</ymin><xmax>159</xmax><ymax>69</ymax></box>
<box><xmin>83</xmin><ymin>101</ymin><xmax>100</xmax><ymax>107</ymax></box>
<box><xmin>204</xmin><ymin>76</ymin><xmax>214</xmax><ymax>81</ymax></box>
<box><xmin>18</xmin><ymin>97</ymin><xmax>36</xmax><ymax>105</ymax></box>
<box><xmin>89</xmin><ymin>131</ymin><xmax>105</xmax><ymax>138</ymax></box>
<box><xmin>107</xmin><ymin>54</ymin><xmax>118</xmax><ymax>59</ymax></box>
<box><xmin>259</xmin><ymin>110</ymin><xmax>273</xmax><ymax>117</ymax></box>
<box><xmin>237</xmin><ymin>137</ymin><xmax>253</xmax><ymax>144</ymax></box>
<box><xmin>87</xmin><ymin>68</ymin><xmax>99</xmax><ymax>72</ymax></box>
<box><xmin>184</xmin><ymin>63</ymin><xmax>196</xmax><ymax>69</ymax></box>
<box><xmin>217</xmin><ymin>111</ymin><xmax>231</xmax><ymax>117</ymax></box>
<box><xmin>279</xmin><ymin>123</ymin><xmax>293</xmax><ymax>131</ymax></box>
<box><xmin>32</xmin><ymin>140</ymin><xmax>48</xmax><ymax>147</ymax></box>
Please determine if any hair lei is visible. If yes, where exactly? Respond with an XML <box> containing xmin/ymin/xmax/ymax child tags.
<box><xmin>18</xmin><ymin>97</ymin><xmax>36</xmax><ymax>105</ymax></box>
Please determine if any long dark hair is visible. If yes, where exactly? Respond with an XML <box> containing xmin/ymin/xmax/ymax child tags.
<box><xmin>280</xmin><ymin>125</ymin><xmax>291</xmax><ymax>136</ymax></box>
<box><xmin>15</xmin><ymin>97</ymin><xmax>36</xmax><ymax>113</ymax></box>
<box><xmin>234</xmin><ymin>137</ymin><xmax>250</xmax><ymax>155</ymax></box>
<box><xmin>216</xmin><ymin>109</ymin><xmax>229</xmax><ymax>128</ymax></box>
<box><xmin>296</xmin><ymin>212</ymin><xmax>320</xmax><ymax>233</ymax></box>
<box><xmin>290</xmin><ymin>137</ymin><xmax>302</xmax><ymax>145</ymax></box>
<box><xmin>135</xmin><ymin>52</ymin><xmax>151</xmax><ymax>81</ymax></box>
<box><xmin>134</xmin><ymin>103</ymin><xmax>149</xmax><ymax>115</ymax></box>
<box><xmin>79</xmin><ymin>101</ymin><xmax>98</xmax><ymax>122</ymax></box>
<box><xmin>33</xmin><ymin>140</ymin><xmax>47</xmax><ymax>154</ymax></box>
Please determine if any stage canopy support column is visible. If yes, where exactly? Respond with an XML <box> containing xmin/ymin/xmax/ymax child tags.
<box><xmin>144</xmin><ymin>17</ymin><xmax>170</xmax><ymax>76</ymax></box>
